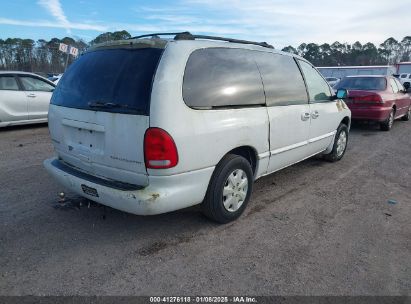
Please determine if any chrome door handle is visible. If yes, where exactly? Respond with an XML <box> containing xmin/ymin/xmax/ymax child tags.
<box><xmin>311</xmin><ymin>110</ymin><xmax>320</xmax><ymax>119</ymax></box>
<box><xmin>301</xmin><ymin>112</ymin><xmax>311</xmax><ymax>121</ymax></box>
<box><xmin>27</xmin><ymin>93</ymin><xmax>36</xmax><ymax>98</ymax></box>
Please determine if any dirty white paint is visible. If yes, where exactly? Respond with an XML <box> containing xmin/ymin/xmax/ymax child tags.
<box><xmin>45</xmin><ymin>39</ymin><xmax>351</xmax><ymax>216</ymax></box>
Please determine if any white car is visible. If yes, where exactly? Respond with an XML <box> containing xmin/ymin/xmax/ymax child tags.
<box><xmin>399</xmin><ymin>73</ymin><xmax>411</xmax><ymax>87</ymax></box>
<box><xmin>48</xmin><ymin>74</ymin><xmax>63</xmax><ymax>84</ymax></box>
<box><xmin>44</xmin><ymin>33</ymin><xmax>351</xmax><ymax>223</ymax></box>
<box><xmin>325</xmin><ymin>77</ymin><xmax>340</xmax><ymax>87</ymax></box>
<box><xmin>0</xmin><ymin>71</ymin><xmax>55</xmax><ymax>127</ymax></box>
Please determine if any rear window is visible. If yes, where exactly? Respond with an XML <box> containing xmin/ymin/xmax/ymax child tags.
<box><xmin>51</xmin><ymin>48</ymin><xmax>163</xmax><ymax>115</ymax></box>
<box><xmin>335</xmin><ymin>77</ymin><xmax>387</xmax><ymax>91</ymax></box>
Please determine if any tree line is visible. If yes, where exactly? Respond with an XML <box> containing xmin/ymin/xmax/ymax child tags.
<box><xmin>0</xmin><ymin>31</ymin><xmax>130</xmax><ymax>74</ymax></box>
<box><xmin>0</xmin><ymin>30</ymin><xmax>410</xmax><ymax>73</ymax></box>
<box><xmin>282</xmin><ymin>36</ymin><xmax>411</xmax><ymax>67</ymax></box>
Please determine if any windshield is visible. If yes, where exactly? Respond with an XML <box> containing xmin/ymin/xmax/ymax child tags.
<box><xmin>335</xmin><ymin>77</ymin><xmax>386</xmax><ymax>91</ymax></box>
<box><xmin>51</xmin><ymin>48</ymin><xmax>163</xmax><ymax>115</ymax></box>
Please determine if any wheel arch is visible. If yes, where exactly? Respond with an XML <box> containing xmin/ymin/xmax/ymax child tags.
<box><xmin>226</xmin><ymin>146</ymin><xmax>258</xmax><ymax>176</ymax></box>
<box><xmin>340</xmin><ymin>116</ymin><xmax>351</xmax><ymax>130</ymax></box>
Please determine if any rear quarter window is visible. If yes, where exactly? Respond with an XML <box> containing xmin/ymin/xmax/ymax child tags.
<box><xmin>51</xmin><ymin>48</ymin><xmax>163</xmax><ymax>115</ymax></box>
<box><xmin>183</xmin><ymin>48</ymin><xmax>265</xmax><ymax>109</ymax></box>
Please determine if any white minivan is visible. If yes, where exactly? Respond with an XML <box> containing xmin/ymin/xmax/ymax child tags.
<box><xmin>44</xmin><ymin>33</ymin><xmax>351</xmax><ymax>223</ymax></box>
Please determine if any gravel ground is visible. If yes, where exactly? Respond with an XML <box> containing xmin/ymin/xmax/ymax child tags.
<box><xmin>0</xmin><ymin>121</ymin><xmax>410</xmax><ymax>296</ymax></box>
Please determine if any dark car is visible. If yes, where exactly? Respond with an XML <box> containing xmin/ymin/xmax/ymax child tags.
<box><xmin>335</xmin><ymin>75</ymin><xmax>411</xmax><ymax>131</ymax></box>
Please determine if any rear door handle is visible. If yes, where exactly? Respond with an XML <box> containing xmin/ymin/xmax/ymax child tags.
<box><xmin>301</xmin><ymin>112</ymin><xmax>311</xmax><ymax>121</ymax></box>
<box><xmin>27</xmin><ymin>93</ymin><xmax>36</xmax><ymax>98</ymax></box>
<box><xmin>311</xmin><ymin>110</ymin><xmax>320</xmax><ymax>119</ymax></box>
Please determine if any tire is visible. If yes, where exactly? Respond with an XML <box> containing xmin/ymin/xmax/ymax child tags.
<box><xmin>380</xmin><ymin>109</ymin><xmax>394</xmax><ymax>131</ymax></box>
<box><xmin>323</xmin><ymin>123</ymin><xmax>349</xmax><ymax>162</ymax></box>
<box><xmin>401</xmin><ymin>106</ymin><xmax>411</xmax><ymax>121</ymax></box>
<box><xmin>202</xmin><ymin>154</ymin><xmax>253</xmax><ymax>223</ymax></box>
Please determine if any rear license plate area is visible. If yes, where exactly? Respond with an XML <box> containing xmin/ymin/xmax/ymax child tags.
<box><xmin>81</xmin><ymin>184</ymin><xmax>99</xmax><ymax>197</ymax></box>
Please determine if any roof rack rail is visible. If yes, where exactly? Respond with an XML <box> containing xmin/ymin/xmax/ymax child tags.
<box><xmin>129</xmin><ymin>31</ymin><xmax>274</xmax><ymax>49</ymax></box>
<box><xmin>129</xmin><ymin>32</ymin><xmax>190</xmax><ymax>40</ymax></box>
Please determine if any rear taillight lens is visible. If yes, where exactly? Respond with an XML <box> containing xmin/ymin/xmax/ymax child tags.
<box><xmin>353</xmin><ymin>94</ymin><xmax>383</xmax><ymax>103</ymax></box>
<box><xmin>144</xmin><ymin>128</ymin><xmax>178</xmax><ymax>169</ymax></box>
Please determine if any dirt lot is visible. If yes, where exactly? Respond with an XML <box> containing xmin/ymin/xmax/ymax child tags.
<box><xmin>0</xmin><ymin>121</ymin><xmax>410</xmax><ymax>296</ymax></box>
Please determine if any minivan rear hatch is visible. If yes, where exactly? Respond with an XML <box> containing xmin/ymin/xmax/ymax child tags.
<box><xmin>49</xmin><ymin>40</ymin><xmax>165</xmax><ymax>187</ymax></box>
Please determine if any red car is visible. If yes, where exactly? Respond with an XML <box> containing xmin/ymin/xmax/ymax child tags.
<box><xmin>335</xmin><ymin>75</ymin><xmax>411</xmax><ymax>131</ymax></box>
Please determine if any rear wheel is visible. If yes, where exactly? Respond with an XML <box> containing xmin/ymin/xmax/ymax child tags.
<box><xmin>323</xmin><ymin>123</ymin><xmax>348</xmax><ymax>162</ymax></box>
<box><xmin>380</xmin><ymin>109</ymin><xmax>394</xmax><ymax>131</ymax></box>
<box><xmin>401</xmin><ymin>107</ymin><xmax>411</xmax><ymax>121</ymax></box>
<box><xmin>202</xmin><ymin>154</ymin><xmax>253</xmax><ymax>223</ymax></box>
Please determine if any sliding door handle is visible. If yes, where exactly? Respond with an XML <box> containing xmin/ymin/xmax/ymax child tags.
<box><xmin>301</xmin><ymin>112</ymin><xmax>311</xmax><ymax>121</ymax></box>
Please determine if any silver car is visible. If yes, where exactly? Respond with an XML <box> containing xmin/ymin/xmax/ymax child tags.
<box><xmin>0</xmin><ymin>71</ymin><xmax>55</xmax><ymax>127</ymax></box>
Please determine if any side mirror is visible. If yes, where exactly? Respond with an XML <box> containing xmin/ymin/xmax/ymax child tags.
<box><xmin>403</xmin><ymin>82</ymin><xmax>410</xmax><ymax>91</ymax></box>
<box><xmin>336</xmin><ymin>88</ymin><xmax>348</xmax><ymax>99</ymax></box>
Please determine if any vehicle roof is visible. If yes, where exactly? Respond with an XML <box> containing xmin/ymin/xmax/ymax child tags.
<box><xmin>0</xmin><ymin>71</ymin><xmax>56</xmax><ymax>85</ymax></box>
<box><xmin>0</xmin><ymin>71</ymin><xmax>44</xmax><ymax>75</ymax></box>
<box><xmin>88</xmin><ymin>37</ymin><xmax>307</xmax><ymax>62</ymax></box>
<box><xmin>345</xmin><ymin>75</ymin><xmax>390</xmax><ymax>78</ymax></box>
<box><xmin>318</xmin><ymin>65</ymin><xmax>394</xmax><ymax>69</ymax></box>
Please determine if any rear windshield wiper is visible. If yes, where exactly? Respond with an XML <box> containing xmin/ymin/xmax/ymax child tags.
<box><xmin>88</xmin><ymin>101</ymin><xmax>121</xmax><ymax>108</ymax></box>
<box><xmin>87</xmin><ymin>101</ymin><xmax>143</xmax><ymax>112</ymax></box>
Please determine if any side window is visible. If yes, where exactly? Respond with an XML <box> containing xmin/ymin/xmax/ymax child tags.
<box><xmin>254</xmin><ymin>52</ymin><xmax>308</xmax><ymax>106</ymax></box>
<box><xmin>183</xmin><ymin>48</ymin><xmax>265</xmax><ymax>108</ymax></box>
<box><xmin>389</xmin><ymin>78</ymin><xmax>399</xmax><ymax>93</ymax></box>
<box><xmin>298</xmin><ymin>60</ymin><xmax>332</xmax><ymax>102</ymax></box>
<box><xmin>20</xmin><ymin>76</ymin><xmax>54</xmax><ymax>92</ymax></box>
<box><xmin>0</xmin><ymin>76</ymin><xmax>19</xmax><ymax>91</ymax></box>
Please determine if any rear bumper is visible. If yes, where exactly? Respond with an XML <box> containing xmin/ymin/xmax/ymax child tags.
<box><xmin>44</xmin><ymin>158</ymin><xmax>214</xmax><ymax>215</ymax></box>
<box><xmin>348</xmin><ymin>105</ymin><xmax>391</xmax><ymax>122</ymax></box>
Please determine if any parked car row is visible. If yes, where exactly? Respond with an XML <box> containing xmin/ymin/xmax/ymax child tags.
<box><xmin>1</xmin><ymin>33</ymin><xmax>410</xmax><ymax>223</ymax></box>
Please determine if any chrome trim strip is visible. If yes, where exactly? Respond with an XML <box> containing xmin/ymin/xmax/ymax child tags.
<box><xmin>269</xmin><ymin>131</ymin><xmax>336</xmax><ymax>156</ymax></box>
<box><xmin>308</xmin><ymin>131</ymin><xmax>336</xmax><ymax>143</ymax></box>
<box><xmin>258</xmin><ymin>151</ymin><xmax>270</xmax><ymax>159</ymax></box>
<box><xmin>270</xmin><ymin>141</ymin><xmax>308</xmax><ymax>156</ymax></box>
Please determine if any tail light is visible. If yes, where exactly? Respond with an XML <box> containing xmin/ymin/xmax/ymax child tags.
<box><xmin>144</xmin><ymin>128</ymin><xmax>178</xmax><ymax>169</ymax></box>
<box><xmin>353</xmin><ymin>94</ymin><xmax>383</xmax><ymax>104</ymax></box>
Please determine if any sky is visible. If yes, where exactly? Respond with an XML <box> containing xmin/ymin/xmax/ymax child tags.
<box><xmin>0</xmin><ymin>0</ymin><xmax>409</xmax><ymax>48</ymax></box>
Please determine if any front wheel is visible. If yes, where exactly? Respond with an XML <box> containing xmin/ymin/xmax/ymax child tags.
<box><xmin>202</xmin><ymin>154</ymin><xmax>253</xmax><ymax>223</ymax></box>
<box><xmin>323</xmin><ymin>123</ymin><xmax>349</xmax><ymax>162</ymax></box>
